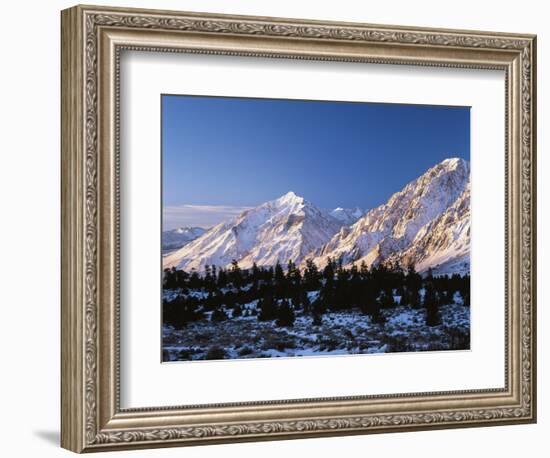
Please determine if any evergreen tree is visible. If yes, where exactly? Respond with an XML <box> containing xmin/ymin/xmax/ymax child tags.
<box><xmin>336</xmin><ymin>256</ymin><xmax>344</xmax><ymax>275</ymax></box>
<box><xmin>438</xmin><ymin>288</ymin><xmax>450</xmax><ymax>305</ymax></box>
<box><xmin>211</xmin><ymin>265</ymin><xmax>217</xmax><ymax>284</ymax></box>
<box><xmin>301</xmin><ymin>290</ymin><xmax>311</xmax><ymax>313</ymax></box>
<box><xmin>359</xmin><ymin>282</ymin><xmax>377</xmax><ymax>315</ymax></box>
<box><xmin>293</xmin><ymin>262</ymin><xmax>302</xmax><ymax>285</ymax></box>
<box><xmin>276</xmin><ymin>300</ymin><xmax>295</xmax><ymax>327</ymax></box>
<box><xmin>274</xmin><ymin>261</ymin><xmax>285</xmax><ymax>283</ymax></box>
<box><xmin>424</xmin><ymin>282</ymin><xmax>440</xmax><ymax>326</ymax></box>
<box><xmin>349</xmin><ymin>264</ymin><xmax>362</xmax><ymax>306</ymax></box>
<box><xmin>458</xmin><ymin>274</ymin><xmax>470</xmax><ymax>306</ymax></box>
<box><xmin>459</xmin><ymin>288</ymin><xmax>470</xmax><ymax>306</ymax></box>
<box><xmin>217</xmin><ymin>268</ymin><xmax>228</xmax><ymax>288</ymax></box>
<box><xmin>286</xmin><ymin>260</ymin><xmax>297</xmax><ymax>280</ymax></box>
<box><xmin>359</xmin><ymin>260</ymin><xmax>370</xmax><ymax>279</ymax></box>
<box><xmin>426</xmin><ymin>267</ymin><xmax>434</xmax><ymax>281</ymax></box>
<box><xmin>258</xmin><ymin>295</ymin><xmax>278</xmax><ymax>321</ymax></box>
<box><xmin>323</xmin><ymin>257</ymin><xmax>335</xmax><ymax>281</ymax></box>
<box><xmin>265</xmin><ymin>266</ymin><xmax>274</xmax><ymax>283</ymax></box>
<box><xmin>188</xmin><ymin>270</ymin><xmax>201</xmax><ymax>289</ymax></box>
<box><xmin>287</xmin><ymin>260</ymin><xmax>302</xmax><ymax>306</ymax></box>
<box><xmin>406</xmin><ymin>262</ymin><xmax>422</xmax><ymax>308</ymax></box>
<box><xmin>400</xmin><ymin>287</ymin><xmax>411</xmax><ymax>307</ymax></box>
<box><xmin>303</xmin><ymin>259</ymin><xmax>321</xmax><ymax>291</ymax></box>
<box><xmin>251</xmin><ymin>262</ymin><xmax>260</xmax><ymax>287</ymax></box>
<box><xmin>319</xmin><ymin>282</ymin><xmax>335</xmax><ymax>311</ymax></box>
<box><xmin>379</xmin><ymin>288</ymin><xmax>396</xmax><ymax>308</ymax></box>
<box><xmin>274</xmin><ymin>261</ymin><xmax>286</xmax><ymax>297</ymax></box>
<box><xmin>371</xmin><ymin>299</ymin><xmax>385</xmax><ymax>325</ymax></box>
<box><xmin>204</xmin><ymin>265</ymin><xmax>212</xmax><ymax>287</ymax></box>
<box><xmin>163</xmin><ymin>267</ymin><xmax>177</xmax><ymax>289</ymax></box>
<box><xmin>163</xmin><ymin>296</ymin><xmax>204</xmax><ymax>328</ymax></box>
<box><xmin>311</xmin><ymin>300</ymin><xmax>324</xmax><ymax>326</ymax></box>
<box><xmin>203</xmin><ymin>292</ymin><xmax>217</xmax><ymax>310</ymax></box>
<box><xmin>230</xmin><ymin>259</ymin><xmax>243</xmax><ymax>287</ymax></box>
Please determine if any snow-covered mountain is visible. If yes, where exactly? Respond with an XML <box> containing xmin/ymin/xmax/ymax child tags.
<box><xmin>163</xmin><ymin>158</ymin><xmax>470</xmax><ymax>275</ymax></box>
<box><xmin>309</xmin><ymin>158</ymin><xmax>470</xmax><ymax>275</ymax></box>
<box><xmin>387</xmin><ymin>182</ymin><xmax>470</xmax><ymax>275</ymax></box>
<box><xmin>163</xmin><ymin>191</ymin><xmax>342</xmax><ymax>271</ymax></box>
<box><xmin>329</xmin><ymin>207</ymin><xmax>365</xmax><ymax>225</ymax></box>
<box><xmin>162</xmin><ymin>226</ymin><xmax>207</xmax><ymax>253</ymax></box>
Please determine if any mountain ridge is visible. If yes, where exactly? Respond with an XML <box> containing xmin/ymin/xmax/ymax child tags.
<box><xmin>329</xmin><ymin>207</ymin><xmax>365</xmax><ymax>225</ymax></box>
<box><xmin>163</xmin><ymin>191</ymin><xmax>342</xmax><ymax>271</ymax></box>
<box><xmin>309</xmin><ymin>157</ymin><xmax>470</xmax><ymax>274</ymax></box>
<box><xmin>163</xmin><ymin>158</ymin><xmax>470</xmax><ymax>275</ymax></box>
<box><xmin>162</xmin><ymin>226</ymin><xmax>207</xmax><ymax>253</ymax></box>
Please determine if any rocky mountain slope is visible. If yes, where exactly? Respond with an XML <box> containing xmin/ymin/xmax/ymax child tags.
<box><xmin>163</xmin><ymin>191</ymin><xmax>342</xmax><ymax>271</ymax></box>
<box><xmin>309</xmin><ymin>158</ymin><xmax>470</xmax><ymax>274</ymax></box>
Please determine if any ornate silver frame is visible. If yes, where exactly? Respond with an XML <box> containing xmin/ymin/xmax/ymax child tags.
<box><xmin>61</xmin><ymin>4</ymin><xmax>537</xmax><ymax>453</ymax></box>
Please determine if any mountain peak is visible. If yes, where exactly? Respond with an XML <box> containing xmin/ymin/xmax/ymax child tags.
<box><xmin>330</xmin><ymin>206</ymin><xmax>365</xmax><ymax>225</ymax></box>
<box><xmin>310</xmin><ymin>157</ymin><xmax>470</xmax><ymax>273</ymax></box>
<box><xmin>276</xmin><ymin>191</ymin><xmax>304</xmax><ymax>206</ymax></box>
<box><xmin>175</xmin><ymin>226</ymin><xmax>197</xmax><ymax>234</ymax></box>
<box><xmin>164</xmin><ymin>191</ymin><xmax>341</xmax><ymax>271</ymax></box>
<box><xmin>439</xmin><ymin>157</ymin><xmax>468</xmax><ymax>171</ymax></box>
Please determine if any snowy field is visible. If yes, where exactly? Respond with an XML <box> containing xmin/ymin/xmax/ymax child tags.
<box><xmin>162</xmin><ymin>302</ymin><xmax>470</xmax><ymax>362</ymax></box>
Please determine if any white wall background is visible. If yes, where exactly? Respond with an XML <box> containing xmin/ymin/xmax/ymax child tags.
<box><xmin>0</xmin><ymin>1</ymin><xmax>546</xmax><ymax>456</ymax></box>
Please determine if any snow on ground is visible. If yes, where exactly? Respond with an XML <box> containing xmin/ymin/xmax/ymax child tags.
<box><xmin>162</xmin><ymin>302</ymin><xmax>470</xmax><ymax>362</ymax></box>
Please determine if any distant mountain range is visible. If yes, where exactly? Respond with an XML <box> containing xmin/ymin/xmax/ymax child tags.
<box><xmin>163</xmin><ymin>157</ymin><xmax>470</xmax><ymax>275</ymax></box>
<box><xmin>162</xmin><ymin>226</ymin><xmax>206</xmax><ymax>253</ymax></box>
<box><xmin>329</xmin><ymin>207</ymin><xmax>365</xmax><ymax>225</ymax></box>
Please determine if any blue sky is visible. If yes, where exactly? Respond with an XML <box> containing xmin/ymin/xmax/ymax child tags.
<box><xmin>162</xmin><ymin>95</ymin><xmax>470</xmax><ymax>229</ymax></box>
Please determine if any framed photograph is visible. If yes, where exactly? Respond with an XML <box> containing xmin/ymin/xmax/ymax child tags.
<box><xmin>61</xmin><ymin>4</ymin><xmax>537</xmax><ymax>453</ymax></box>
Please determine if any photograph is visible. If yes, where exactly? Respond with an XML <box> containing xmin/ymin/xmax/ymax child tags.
<box><xmin>161</xmin><ymin>95</ymin><xmax>471</xmax><ymax>362</ymax></box>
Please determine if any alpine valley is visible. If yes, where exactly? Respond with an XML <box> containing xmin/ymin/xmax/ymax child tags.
<box><xmin>163</xmin><ymin>157</ymin><xmax>470</xmax><ymax>276</ymax></box>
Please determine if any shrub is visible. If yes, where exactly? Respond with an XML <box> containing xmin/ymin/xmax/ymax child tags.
<box><xmin>386</xmin><ymin>336</ymin><xmax>413</xmax><ymax>353</ymax></box>
<box><xmin>312</xmin><ymin>313</ymin><xmax>323</xmax><ymax>326</ymax></box>
<box><xmin>318</xmin><ymin>337</ymin><xmax>339</xmax><ymax>351</ymax></box>
<box><xmin>232</xmin><ymin>305</ymin><xmax>242</xmax><ymax>318</ymax></box>
<box><xmin>204</xmin><ymin>347</ymin><xmax>226</xmax><ymax>360</ymax></box>
<box><xmin>163</xmin><ymin>296</ymin><xmax>204</xmax><ymax>328</ymax></box>
<box><xmin>238</xmin><ymin>346</ymin><xmax>253</xmax><ymax>356</ymax></box>
<box><xmin>211</xmin><ymin>308</ymin><xmax>229</xmax><ymax>322</ymax></box>
<box><xmin>177</xmin><ymin>349</ymin><xmax>193</xmax><ymax>360</ymax></box>
<box><xmin>448</xmin><ymin>328</ymin><xmax>470</xmax><ymax>350</ymax></box>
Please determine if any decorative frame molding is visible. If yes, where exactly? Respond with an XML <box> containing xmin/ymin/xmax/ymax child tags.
<box><xmin>61</xmin><ymin>4</ymin><xmax>536</xmax><ymax>453</ymax></box>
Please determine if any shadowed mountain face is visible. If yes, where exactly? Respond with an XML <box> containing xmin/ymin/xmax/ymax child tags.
<box><xmin>163</xmin><ymin>158</ymin><xmax>470</xmax><ymax>275</ymax></box>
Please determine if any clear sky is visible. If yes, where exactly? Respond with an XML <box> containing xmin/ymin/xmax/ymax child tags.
<box><xmin>162</xmin><ymin>95</ymin><xmax>470</xmax><ymax>229</ymax></box>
